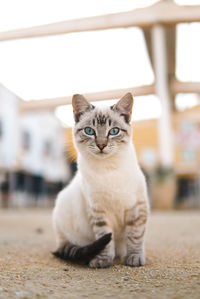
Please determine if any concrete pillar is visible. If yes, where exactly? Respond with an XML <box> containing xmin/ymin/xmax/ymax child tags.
<box><xmin>152</xmin><ymin>25</ymin><xmax>174</xmax><ymax>168</ymax></box>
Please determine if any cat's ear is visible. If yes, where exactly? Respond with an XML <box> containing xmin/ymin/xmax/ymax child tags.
<box><xmin>111</xmin><ymin>93</ymin><xmax>133</xmax><ymax>123</ymax></box>
<box><xmin>72</xmin><ymin>94</ymin><xmax>94</xmax><ymax>122</ymax></box>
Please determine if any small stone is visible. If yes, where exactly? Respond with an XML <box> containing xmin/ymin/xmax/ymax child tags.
<box><xmin>48</xmin><ymin>290</ymin><xmax>54</xmax><ymax>294</ymax></box>
<box><xmin>122</xmin><ymin>276</ymin><xmax>129</xmax><ymax>281</ymax></box>
<box><xmin>16</xmin><ymin>291</ymin><xmax>27</xmax><ymax>296</ymax></box>
<box><xmin>63</xmin><ymin>267</ymin><xmax>69</xmax><ymax>271</ymax></box>
<box><xmin>35</xmin><ymin>228</ymin><xmax>43</xmax><ymax>234</ymax></box>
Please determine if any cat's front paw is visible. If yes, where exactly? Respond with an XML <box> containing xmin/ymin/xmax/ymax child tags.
<box><xmin>89</xmin><ymin>256</ymin><xmax>113</xmax><ymax>268</ymax></box>
<box><xmin>125</xmin><ymin>253</ymin><xmax>145</xmax><ymax>267</ymax></box>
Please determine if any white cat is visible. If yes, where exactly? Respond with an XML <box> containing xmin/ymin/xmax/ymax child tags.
<box><xmin>53</xmin><ymin>93</ymin><xmax>149</xmax><ymax>268</ymax></box>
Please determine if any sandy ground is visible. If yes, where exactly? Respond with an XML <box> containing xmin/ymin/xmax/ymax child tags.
<box><xmin>0</xmin><ymin>209</ymin><xmax>200</xmax><ymax>299</ymax></box>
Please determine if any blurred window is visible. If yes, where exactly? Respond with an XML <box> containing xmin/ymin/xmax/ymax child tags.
<box><xmin>22</xmin><ymin>131</ymin><xmax>31</xmax><ymax>151</ymax></box>
<box><xmin>44</xmin><ymin>140</ymin><xmax>52</xmax><ymax>157</ymax></box>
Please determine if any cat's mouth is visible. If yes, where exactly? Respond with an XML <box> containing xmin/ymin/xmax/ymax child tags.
<box><xmin>89</xmin><ymin>147</ymin><xmax>111</xmax><ymax>158</ymax></box>
<box><xmin>95</xmin><ymin>149</ymin><xmax>109</xmax><ymax>157</ymax></box>
<box><xmin>98</xmin><ymin>151</ymin><xmax>106</xmax><ymax>155</ymax></box>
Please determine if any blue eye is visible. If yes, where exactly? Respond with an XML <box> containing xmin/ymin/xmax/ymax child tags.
<box><xmin>109</xmin><ymin>127</ymin><xmax>120</xmax><ymax>136</ymax></box>
<box><xmin>84</xmin><ymin>127</ymin><xmax>95</xmax><ymax>135</ymax></box>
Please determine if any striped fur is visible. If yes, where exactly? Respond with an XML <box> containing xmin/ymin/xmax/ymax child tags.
<box><xmin>53</xmin><ymin>233</ymin><xmax>112</xmax><ymax>264</ymax></box>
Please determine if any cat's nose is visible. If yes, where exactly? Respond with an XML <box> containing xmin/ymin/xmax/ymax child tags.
<box><xmin>97</xmin><ymin>144</ymin><xmax>107</xmax><ymax>151</ymax></box>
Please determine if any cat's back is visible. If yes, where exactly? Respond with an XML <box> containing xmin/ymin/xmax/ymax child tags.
<box><xmin>54</xmin><ymin>173</ymin><xmax>81</xmax><ymax>208</ymax></box>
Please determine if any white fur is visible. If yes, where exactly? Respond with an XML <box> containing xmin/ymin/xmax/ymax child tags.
<box><xmin>53</xmin><ymin>133</ymin><xmax>148</xmax><ymax>258</ymax></box>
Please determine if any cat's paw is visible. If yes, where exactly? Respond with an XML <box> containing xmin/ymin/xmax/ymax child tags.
<box><xmin>89</xmin><ymin>256</ymin><xmax>113</xmax><ymax>268</ymax></box>
<box><xmin>125</xmin><ymin>253</ymin><xmax>145</xmax><ymax>267</ymax></box>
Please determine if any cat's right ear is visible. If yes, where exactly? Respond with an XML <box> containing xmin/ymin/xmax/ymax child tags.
<box><xmin>72</xmin><ymin>94</ymin><xmax>94</xmax><ymax>122</ymax></box>
<box><xmin>111</xmin><ymin>93</ymin><xmax>133</xmax><ymax>124</ymax></box>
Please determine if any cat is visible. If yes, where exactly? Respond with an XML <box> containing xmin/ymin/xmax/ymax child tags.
<box><xmin>52</xmin><ymin>92</ymin><xmax>149</xmax><ymax>268</ymax></box>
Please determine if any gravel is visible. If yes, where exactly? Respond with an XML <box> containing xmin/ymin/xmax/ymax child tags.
<box><xmin>0</xmin><ymin>209</ymin><xmax>200</xmax><ymax>299</ymax></box>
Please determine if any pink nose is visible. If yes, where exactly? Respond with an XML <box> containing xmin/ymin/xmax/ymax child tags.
<box><xmin>97</xmin><ymin>144</ymin><xmax>106</xmax><ymax>150</ymax></box>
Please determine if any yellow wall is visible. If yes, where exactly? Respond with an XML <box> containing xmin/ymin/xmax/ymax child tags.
<box><xmin>132</xmin><ymin>119</ymin><xmax>159</xmax><ymax>168</ymax></box>
<box><xmin>173</xmin><ymin>109</ymin><xmax>200</xmax><ymax>175</ymax></box>
<box><xmin>66</xmin><ymin>128</ymin><xmax>77</xmax><ymax>161</ymax></box>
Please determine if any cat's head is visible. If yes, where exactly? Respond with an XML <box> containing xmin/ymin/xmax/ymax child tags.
<box><xmin>72</xmin><ymin>93</ymin><xmax>133</xmax><ymax>159</ymax></box>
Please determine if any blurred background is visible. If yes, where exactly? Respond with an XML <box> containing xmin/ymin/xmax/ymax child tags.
<box><xmin>0</xmin><ymin>0</ymin><xmax>200</xmax><ymax>209</ymax></box>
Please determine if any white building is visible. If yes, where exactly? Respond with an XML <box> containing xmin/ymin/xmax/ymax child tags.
<box><xmin>19</xmin><ymin>111</ymin><xmax>70</xmax><ymax>183</ymax></box>
<box><xmin>0</xmin><ymin>83</ymin><xmax>20</xmax><ymax>170</ymax></box>
<box><xmin>0</xmin><ymin>84</ymin><xmax>71</xmax><ymax>207</ymax></box>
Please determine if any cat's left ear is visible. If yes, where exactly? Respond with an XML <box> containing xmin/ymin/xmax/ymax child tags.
<box><xmin>72</xmin><ymin>94</ymin><xmax>94</xmax><ymax>122</ymax></box>
<box><xmin>111</xmin><ymin>93</ymin><xmax>133</xmax><ymax>123</ymax></box>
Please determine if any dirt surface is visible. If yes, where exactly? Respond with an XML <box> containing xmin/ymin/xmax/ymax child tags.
<box><xmin>0</xmin><ymin>209</ymin><xmax>200</xmax><ymax>299</ymax></box>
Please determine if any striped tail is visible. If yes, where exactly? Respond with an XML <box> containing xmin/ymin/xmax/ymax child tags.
<box><xmin>52</xmin><ymin>233</ymin><xmax>112</xmax><ymax>264</ymax></box>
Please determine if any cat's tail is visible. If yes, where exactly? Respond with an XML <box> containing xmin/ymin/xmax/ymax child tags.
<box><xmin>52</xmin><ymin>233</ymin><xmax>112</xmax><ymax>264</ymax></box>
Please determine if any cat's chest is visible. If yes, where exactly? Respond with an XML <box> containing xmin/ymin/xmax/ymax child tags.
<box><xmin>81</xmin><ymin>168</ymin><xmax>138</xmax><ymax>209</ymax></box>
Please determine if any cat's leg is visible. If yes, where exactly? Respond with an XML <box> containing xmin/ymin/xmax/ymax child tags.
<box><xmin>89</xmin><ymin>208</ymin><xmax>115</xmax><ymax>268</ymax></box>
<box><xmin>115</xmin><ymin>236</ymin><xmax>126</xmax><ymax>260</ymax></box>
<box><xmin>124</xmin><ymin>200</ymin><xmax>148</xmax><ymax>267</ymax></box>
